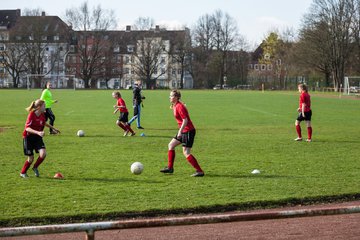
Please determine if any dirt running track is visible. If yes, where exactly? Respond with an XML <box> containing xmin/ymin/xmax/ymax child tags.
<box><xmin>2</xmin><ymin>201</ymin><xmax>360</xmax><ymax>240</ymax></box>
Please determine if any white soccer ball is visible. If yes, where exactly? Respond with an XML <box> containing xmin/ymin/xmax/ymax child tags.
<box><xmin>251</xmin><ymin>169</ymin><xmax>260</xmax><ymax>174</ymax></box>
<box><xmin>77</xmin><ymin>130</ymin><xmax>85</xmax><ymax>137</ymax></box>
<box><xmin>130</xmin><ymin>162</ymin><xmax>144</xmax><ymax>175</ymax></box>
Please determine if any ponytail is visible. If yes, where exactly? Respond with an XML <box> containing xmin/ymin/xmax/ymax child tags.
<box><xmin>26</xmin><ymin>99</ymin><xmax>44</xmax><ymax>112</ymax></box>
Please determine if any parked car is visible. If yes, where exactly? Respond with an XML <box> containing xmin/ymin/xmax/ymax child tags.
<box><xmin>213</xmin><ymin>84</ymin><xmax>221</xmax><ymax>90</ymax></box>
<box><xmin>213</xmin><ymin>84</ymin><xmax>230</xmax><ymax>90</ymax></box>
<box><xmin>349</xmin><ymin>86</ymin><xmax>360</xmax><ymax>93</ymax></box>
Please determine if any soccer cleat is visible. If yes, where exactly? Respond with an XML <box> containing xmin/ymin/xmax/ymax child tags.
<box><xmin>20</xmin><ymin>173</ymin><xmax>29</xmax><ymax>178</ymax></box>
<box><xmin>137</xmin><ymin>126</ymin><xmax>144</xmax><ymax>129</ymax></box>
<box><xmin>191</xmin><ymin>172</ymin><xmax>205</xmax><ymax>177</ymax></box>
<box><xmin>129</xmin><ymin>132</ymin><xmax>136</xmax><ymax>136</ymax></box>
<box><xmin>294</xmin><ymin>137</ymin><xmax>303</xmax><ymax>141</ymax></box>
<box><xmin>32</xmin><ymin>167</ymin><xmax>40</xmax><ymax>177</ymax></box>
<box><xmin>306</xmin><ymin>139</ymin><xmax>312</xmax><ymax>142</ymax></box>
<box><xmin>123</xmin><ymin>131</ymin><xmax>129</xmax><ymax>136</ymax></box>
<box><xmin>160</xmin><ymin>167</ymin><xmax>174</xmax><ymax>174</ymax></box>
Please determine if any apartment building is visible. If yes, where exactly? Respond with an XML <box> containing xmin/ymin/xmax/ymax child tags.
<box><xmin>0</xmin><ymin>9</ymin><xmax>192</xmax><ymax>89</ymax></box>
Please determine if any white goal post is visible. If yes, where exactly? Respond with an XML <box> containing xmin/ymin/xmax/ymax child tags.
<box><xmin>344</xmin><ymin>76</ymin><xmax>360</xmax><ymax>95</ymax></box>
<box><xmin>26</xmin><ymin>74</ymin><xmax>82</xmax><ymax>90</ymax></box>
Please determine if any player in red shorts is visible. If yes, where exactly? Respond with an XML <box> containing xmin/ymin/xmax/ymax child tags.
<box><xmin>160</xmin><ymin>90</ymin><xmax>204</xmax><ymax>177</ymax></box>
<box><xmin>295</xmin><ymin>83</ymin><xmax>313</xmax><ymax>142</ymax></box>
<box><xmin>20</xmin><ymin>99</ymin><xmax>60</xmax><ymax>178</ymax></box>
<box><xmin>112</xmin><ymin>91</ymin><xmax>135</xmax><ymax>136</ymax></box>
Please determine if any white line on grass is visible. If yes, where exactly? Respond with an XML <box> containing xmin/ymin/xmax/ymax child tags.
<box><xmin>65</xmin><ymin>111</ymin><xmax>75</xmax><ymax>116</ymax></box>
<box><xmin>240</xmin><ymin>106</ymin><xmax>278</xmax><ymax>116</ymax></box>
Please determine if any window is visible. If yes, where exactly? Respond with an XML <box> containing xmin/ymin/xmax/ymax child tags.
<box><xmin>123</xmin><ymin>68</ymin><xmax>129</xmax><ymax>74</ymax></box>
<box><xmin>127</xmin><ymin>45</ymin><xmax>134</xmax><ymax>53</ymax></box>
<box><xmin>267</xmin><ymin>64</ymin><xmax>273</xmax><ymax>71</ymax></box>
<box><xmin>254</xmin><ymin>64</ymin><xmax>259</xmax><ymax>70</ymax></box>
<box><xmin>70</xmin><ymin>46</ymin><xmax>75</xmax><ymax>52</ymax></box>
<box><xmin>113</xmin><ymin>46</ymin><xmax>120</xmax><ymax>52</ymax></box>
<box><xmin>29</xmin><ymin>36</ymin><xmax>34</xmax><ymax>41</ymax></box>
<box><xmin>172</xmin><ymin>69</ymin><xmax>176</xmax><ymax>75</ymax></box>
<box><xmin>125</xmin><ymin>56</ymin><xmax>130</xmax><ymax>64</ymax></box>
<box><xmin>261</xmin><ymin>64</ymin><xmax>266</xmax><ymax>71</ymax></box>
<box><xmin>54</xmin><ymin>35</ymin><xmax>60</xmax><ymax>41</ymax></box>
<box><xmin>161</xmin><ymin>68</ymin><xmax>166</xmax><ymax>74</ymax></box>
<box><xmin>42</xmin><ymin>36</ymin><xmax>47</xmax><ymax>41</ymax></box>
<box><xmin>160</xmin><ymin>57</ymin><xmax>165</xmax><ymax>64</ymax></box>
<box><xmin>248</xmin><ymin>64</ymin><xmax>253</xmax><ymax>70</ymax></box>
<box><xmin>71</xmin><ymin>56</ymin><xmax>77</xmax><ymax>63</ymax></box>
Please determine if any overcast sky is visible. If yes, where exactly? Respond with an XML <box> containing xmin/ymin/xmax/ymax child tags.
<box><xmin>2</xmin><ymin>0</ymin><xmax>313</xmax><ymax>48</ymax></box>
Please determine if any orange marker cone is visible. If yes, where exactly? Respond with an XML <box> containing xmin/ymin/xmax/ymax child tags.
<box><xmin>54</xmin><ymin>172</ymin><xmax>64</xmax><ymax>179</ymax></box>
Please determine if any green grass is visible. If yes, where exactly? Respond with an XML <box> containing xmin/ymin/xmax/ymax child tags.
<box><xmin>0</xmin><ymin>89</ymin><xmax>359</xmax><ymax>226</ymax></box>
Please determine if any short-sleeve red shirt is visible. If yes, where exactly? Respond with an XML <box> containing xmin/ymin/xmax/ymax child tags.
<box><xmin>117</xmin><ymin>98</ymin><xmax>128</xmax><ymax>113</ymax></box>
<box><xmin>22</xmin><ymin>111</ymin><xmax>46</xmax><ymax>138</ymax></box>
<box><xmin>173</xmin><ymin>101</ymin><xmax>195</xmax><ymax>132</ymax></box>
<box><xmin>299</xmin><ymin>92</ymin><xmax>311</xmax><ymax>112</ymax></box>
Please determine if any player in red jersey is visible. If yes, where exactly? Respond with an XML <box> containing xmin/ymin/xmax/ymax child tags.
<box><xmin>112</xmin><ymin>91</ymin><xmax>135</xmax><ymax>136</ymax></box>
<box><xmin>295</xmin><ymin>83</ymin><xmax>312</xmax><ymax>142</ymax></box>
<box><xmin>20</xmin><ymin>99</ymin><xmax>60</xmax><ymax>178</ymax></box>
<box><xmin>160</xmin><ymin>90</ymin><xmax>204</xmax><ymax>177</ymax></box>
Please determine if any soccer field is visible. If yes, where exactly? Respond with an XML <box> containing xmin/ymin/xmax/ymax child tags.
<box><xmin>0</xmin><ymin>89</ymin><xmax>359</xmax><ymax>226</ymax></box>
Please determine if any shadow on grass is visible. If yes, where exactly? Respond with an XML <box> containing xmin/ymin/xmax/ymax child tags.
<box><xmin>68</xmin><ymin>177</ymin><xmax>163</xmax><ymax>184</ymax></box>
<box><xmin>206</xmin><ymin>173</ymin><xmax>298</xmax><ymax>179</ymax></box>
<box><xmin>144</xmin><ymin>128</ymin><xmax>177</xmax><ymax>131</ymax></box>
<box><xmin>308</xmin><ymin>139</ymin><xmax>360</xmax><ymax>143</ymax></box>
<box><xmin>139</xmin><ymin>135</ymin><xmax>171</xmax><ymax>139</ymax></box>
<box><xmin>77</xmin><ymin>133</ymin><xmax>172</xmax><ymax>139</ymax></box>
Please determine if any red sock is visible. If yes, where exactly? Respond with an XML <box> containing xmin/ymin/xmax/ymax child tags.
<box><xmin>117</xmin><ymin>122</ymin><xmax>127</xmax><ymax>131</ymax></box>
<box><xmin>33</xmin><ymin>157</ymin><xmax>45</xmax><ymax>168</ymax></box>
<box><xmin>168</xmin><ymin>150</ymin><xmax>175</xmax><ymax>169</ymax></box>
<box><xmin>21</xmin><ymin>160</ymin><xmax>31</xmax><ymax>174</ymax></box>
<box><xmin>307</xmin><ymin>127</ymin><xmax>312</xmax><ymax>140</ymax></box>
<box><xmin>125</xmin><ymin>124</ymin><xmax>134</xmax><ymax>134</ymax></box>
<box><xmin>296</xmin><ymin>125</ymin><xmax>302</xmax><ymax>138</ymax></box>
<box><xmin>186</xmin><ymin>154</ymin><xmax>203</xmax><ymax>173</ymax></box>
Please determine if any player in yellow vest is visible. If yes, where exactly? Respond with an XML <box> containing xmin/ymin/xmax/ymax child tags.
<box><xmin>40</xmin><ymin>81</ymin><xmax>58</xmax><ymax>134</ymax></box>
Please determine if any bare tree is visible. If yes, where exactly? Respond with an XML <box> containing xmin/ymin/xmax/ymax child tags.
<box><xmin>65</xmin><ymin>1</ymin><xmax>116</xmax><ymax>88</ymax></box>
<box><xmin>133</xmin><ymin>36</ymin><xmax>165</xmax><ymax>89</ymax></box>
<box><xmin>168</xmin><ymin>28</ymin><xmax>192</xmax><ymax>89</ymax></box>
<box><xmin>22</xmin><ymin>8</ymin><xmax>44</xmax><ymax>16</ymax></box>
<box><xmin>192</xmin><ymin>10</ymin><xmax>242</xmax><ymax>88</ymax></box>
<box><xmin>192</xmin><ymin>13</ymin><xmax>215</xmax><ymax>88</ymax></box>
<box><xmin>302</xmin><ymin>0</ymin><xmax>357</xmax><ymax>91</ymax></box>
<box><xmin>212</xmin><ymin>10</ymin><xmax>240</xmax><ymax>88</ymax></box>
<box><xmin>0</xmin><ymin>43</ymin><xmax>27</xmax><ymax>87</ymax></box>
<box><xmin>132</xmin><ymin>17</ymin><xmax>155</xmax><ymax>30</ymax></box>
<box><xmin>296</xmin><ymin>20</ymin><xmax>333</xmax><ymax>87</ymax></box>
